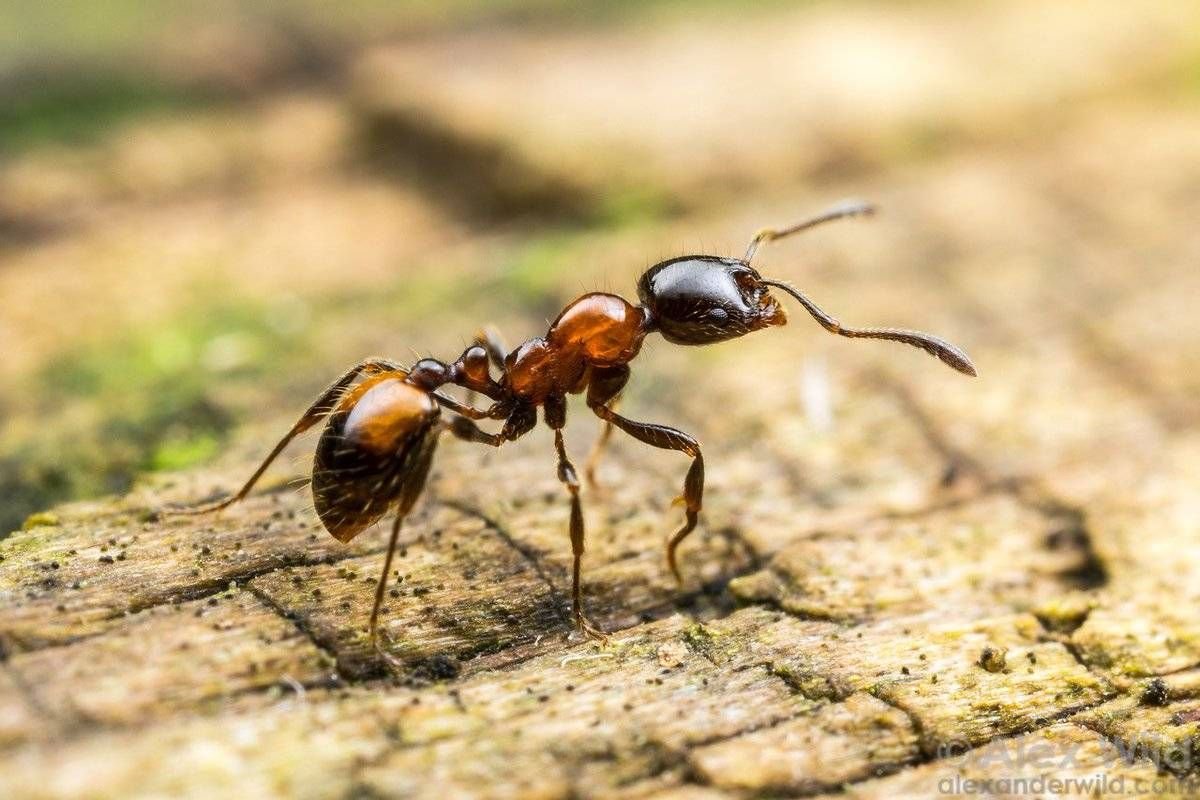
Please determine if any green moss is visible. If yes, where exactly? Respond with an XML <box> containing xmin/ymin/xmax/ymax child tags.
<box><xmin>148</xmin><ymin>432</ymin><xmax>222</xmax><ymax>472</ymax></box>
<box><xmin>682</xmin><ymin>621</ymin><xmax>717</xmax><ymax>655</ymax></box>
<box><xmin>495</xmin><ymin>233</ymin><xmax>586</xmax><ymax>305</ymax></box>
<box><xmin>1114</xmin><ymin>659</ymin><xmax>1154</xmax><ymax>679</ymax></box>
<box><xmin>979</xmin><ymin>646</ymin><xmax>1009</xmax><ymax>674</ymax></box>
<box><xmin>1035</xmin><ymin>593</ymin><xmax>1097</xmax><ymax>633</ymax></box>
<box><xmin>594</xmin><ymin>187</ymin><xmax>680</xmax><ymax>230</ymax></box>
<box><xmin>0</xmin><ymin>73</ymin><xmax>219</xmax><ymax>153</ymax></box>
<box><xmin>21</xmin><ymin>511</ymin><xmax>60</xmax><ymax>530</ymax></box>
<box><xmin>768</xmin><ymin>661</ymin><xmax>841</xmax><ymax>701</ymax></box>
<box><xmin>0</xmin><ymin>294</ymin><xmax>309</xmax><ymax>537</ymax></box>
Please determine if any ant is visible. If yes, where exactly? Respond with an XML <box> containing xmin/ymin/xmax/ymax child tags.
<box><xmin>172</xmin><ymin>200</ymin><xmax>975</xmax><ymax>645</ymax></box>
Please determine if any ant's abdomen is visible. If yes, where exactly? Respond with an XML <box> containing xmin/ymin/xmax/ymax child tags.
<box><xmin>312</xmin><ymin>374</ymin><xmax>440</xmax><ymax>542</ymax></box>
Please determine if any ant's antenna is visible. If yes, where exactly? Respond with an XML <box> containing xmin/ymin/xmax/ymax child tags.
<box><xmin>744</xmin><ymin>199</ymin><xmax>876</xmax><ymax>263</ymax></box>
<box><xmin>762</xmin><ymin>279</ymin><xmax>977</xmax><ymax>376</ymax></box>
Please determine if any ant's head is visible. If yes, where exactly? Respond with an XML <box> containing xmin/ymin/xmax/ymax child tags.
<box><xmin>637</xmin><ymin>256</ymin><xmax>787</xmax><ymax>345</ymax></box>
<box><xmin>634</xmin><ymin>201</ymin><xmax>976</xmax><ymax>375</ymax></box>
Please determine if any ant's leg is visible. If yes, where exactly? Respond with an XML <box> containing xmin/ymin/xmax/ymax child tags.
<box><xmin>586</xmin><ymin>368</ymin><xmax>703</xmax><ymax>584</ymax></box>
<box><xmin>545</xmin><ymin>396</ymin><xmax>607</xmax><ymax>641</ymax></box>
<box><xmin>583</xmin><ymin>367</ymin><xmax>629</xmax><ymax>489</ymax></box>
<box><xmin>584</xmin><ymin>414</ymin><xmax>617</xmax><ymax>489</ymax></box>
<box><xmin>369</xmin><ymin>513</ymin><xmax>405</xmax><ymax>647</ymax></box>
<box><xmin>448</xmin><ymin>401</ymin><xmax>596</xmax><ymax>637</ymax></box>
<box><xmin>432</xmin><ymin>392</ymin><xmax>492</xmax><ymax>421</ymax></box>
<box><xmin>169</xmin><ymin>357</ymin><xmax>405</xmax><ymax>515</ymax></box>
<box><xmin>372</xmin><ymin>428</ymin><xmax>439</xmax><ymax>652</ymax></box>
<box><xmin>445</xmin><ymin>415</ymin><xmax>506</xmax><ymax>447</ymax></box>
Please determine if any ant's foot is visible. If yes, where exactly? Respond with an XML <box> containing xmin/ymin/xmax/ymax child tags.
<box><xmin>371</xmin><ymin>629</ymin><xmax>406</xmax><ymax>672</ymax></box>
<box><xmin>573</xmin><ymin>612</ymin><xmax>610</xmax><ymax>644</ymax></box>
<box><xmin>161</xmin><ymin>496</ymin><xmax>234</xmax><ymax>516</ymax></box>
<box><xmin>668</xmin><ymin>563</ymin><xmax>684</xmax><ymax>587</ymax></box>
<box><xmin>665</xmin><ymin>540</ymin><xmax>689</xmax><ymax>587</ymax></box>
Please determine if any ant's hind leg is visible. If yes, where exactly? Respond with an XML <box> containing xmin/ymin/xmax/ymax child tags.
<box><xmin>371</xmin><ymin>428</ymin><xmax>439</xmax><ymax>656</ymax></box>
<box><xmin>168</xmin><ymin>357</ymin><xmax>404</xmax><ymax>515</ymax></box>
<box><xmin>369</xmin><ymin>513</ymin><xmax>405</xmax><ymax>648</ymax></box>
<box><xmin>545</xmin><ymin>396</ymin><xmax>607</xmax><ymax>642</ymax></box>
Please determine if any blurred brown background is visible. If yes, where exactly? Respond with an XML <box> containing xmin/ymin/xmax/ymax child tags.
<box><xmin>2</xmin><ymin>0</ymin><xmax>1197</xmax><ymax>537</ymax></box>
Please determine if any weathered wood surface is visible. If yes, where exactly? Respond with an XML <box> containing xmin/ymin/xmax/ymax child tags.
<box><xmin>4</xmin><ymin>2</ymin><xmax>1200</xmax><ymax>797</ymax></box>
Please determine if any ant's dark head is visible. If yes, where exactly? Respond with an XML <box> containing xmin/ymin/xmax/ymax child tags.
<box><xmin>637</xmin><ymin>256</ymin><xmax>787</xmax><ymax>345</ymax></box>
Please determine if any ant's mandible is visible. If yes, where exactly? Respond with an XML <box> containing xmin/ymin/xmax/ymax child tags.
<box><xmin>171</xmin><ymin>200</ymin><xmax>976</xmax><ymax>644</ymax></box>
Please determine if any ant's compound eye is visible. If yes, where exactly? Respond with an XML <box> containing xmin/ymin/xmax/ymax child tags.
<box><xmin>703</xmin><ymin>307</ymin><xmax>729</xmax><ymax>325</ymax></box>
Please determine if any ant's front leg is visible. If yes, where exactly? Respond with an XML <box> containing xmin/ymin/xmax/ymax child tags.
<box><xmin>167</xmin><ymin>356</ymin><xmax>406</xmax><ymax>515</ymax></box>
<box><xmin>587</xmin><ymin>366</ymin><xmax>705</xmax><ymax>585</ymax></box>
<box><xmin>545</xmin><ymin>395</ymin><xmax>607</xmax><ymax>642</ymax></box>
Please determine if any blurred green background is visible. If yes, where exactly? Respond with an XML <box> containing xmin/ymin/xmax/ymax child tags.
<box><xmin>2</xmin><ymin>0</ymin><xmax>1199</xmax><ymax>535</ymax></box>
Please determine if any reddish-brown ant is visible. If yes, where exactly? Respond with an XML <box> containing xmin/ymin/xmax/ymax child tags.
<box><xmin>171</xmin><ymin>200</ymin><xmax>975</xmax><ymax>644</ymax></box>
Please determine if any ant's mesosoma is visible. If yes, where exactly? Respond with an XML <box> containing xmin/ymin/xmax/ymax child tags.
<box><xmin>172</xmin><ymin>200</ymin><xmax>975</xmax><ymax>644</ymax></box>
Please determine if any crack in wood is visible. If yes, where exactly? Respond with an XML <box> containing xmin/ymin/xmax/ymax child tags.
<box><xmin>246</xmin><ymin>583</ymin><xmax>344</xmax><ymax>674</ymax></box>
<box><xmin>0</xmin><ymin>546</ymin><xmax>382</xmax><ymax>658</ymax></box>
<box><xmin>442</xmin><ymin>499</ymin><xmax>573</xmax><ymax>626</ymax></box>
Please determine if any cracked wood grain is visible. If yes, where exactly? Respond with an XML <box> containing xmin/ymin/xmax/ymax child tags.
<box><xmin>5</xmin><ymin>4</ymin><xmax>1200</xmax><ymax>796</ymax></box>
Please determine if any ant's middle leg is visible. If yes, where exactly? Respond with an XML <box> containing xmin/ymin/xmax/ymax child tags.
<box><xmin>444</xmin><ymin>398</ymin><xmax>536</xmax><ymax>447</ymax></box>
<box><xmin>169</xmin><ymin>356</ymin><xmax>405</xmax><ymax>515</ymax></box>
<box><xmin>445</xmin><ymin>415</ymin><xmax>506</xmax><ymax>446</ymax></box>
<box><xmin>586</xmin><ymin>366</ymin><xmax>704</xmax><ymax>584</ymax></box>
<box><xmin>433</xmin><ymin>392</ymin><xmax>492</xmax><ymax>421</ymax></box>
<box><xmin>584</xmin><ymin>399</ymin><xmax>619</xmax><ymax>490</ymax></box>
<box><xmin>545</xmin><ymin>395</ymin><xmax>607</xmax><ymax>641</ymax></box>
